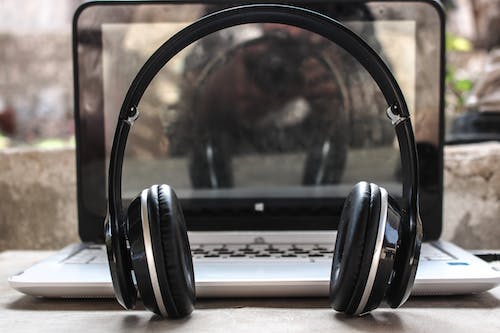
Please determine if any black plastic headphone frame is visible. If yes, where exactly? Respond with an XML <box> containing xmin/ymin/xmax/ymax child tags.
<box><xmin>106</xmin><ymin>3</ymin><xmax>422</xmax><ymax>314</ymax></box>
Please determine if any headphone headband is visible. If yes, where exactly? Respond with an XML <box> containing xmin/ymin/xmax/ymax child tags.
<box><xmin>107</xmin><ymin>4</ymin><xmax>421</xmax><ymax>308</ymax></box>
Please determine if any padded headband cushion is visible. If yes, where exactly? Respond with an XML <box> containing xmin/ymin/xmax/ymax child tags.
<box><xmin>156</xmin><ymin>185</ymin><xmax>195</xmax><ymax>317</ymax></box>
<box><xmin>329</xmin><ymin>182</ymin><xmax>380</xmax><ymax>312</ymax></box>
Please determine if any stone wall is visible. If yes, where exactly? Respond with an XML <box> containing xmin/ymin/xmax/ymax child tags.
<box><xmin>442</xmin><ymin>142</ymin><xmax>500</xmax><ymax>248</ymax></box>
<box><xmin>0</xmin><ymin>143</ymin><xmax>499</xmax><ymax>251</ymax></box>
<box><xmin>0</xmin><ymin>148</ymin><xmax>78</xmax><ymax>250</ymax></box>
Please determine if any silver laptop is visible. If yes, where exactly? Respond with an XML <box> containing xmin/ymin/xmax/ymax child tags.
<box><xmin>9</xmin><ymin>0</ymin><xmax>500</xmax><ymax>299</ymax></box>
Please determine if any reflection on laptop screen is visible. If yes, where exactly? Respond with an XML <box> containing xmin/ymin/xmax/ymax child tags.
<box><xmin>75</xmin><ymin>2</ymin><xmax>442</xmax><ymax>234</ymax></box>
<box><xmin>102</xmin><ymin>21</ymin><xmax>416</xmax><ymax>198</ymax></box>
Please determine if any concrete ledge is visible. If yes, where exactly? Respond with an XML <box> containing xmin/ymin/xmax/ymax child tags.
<box><xmin>442</xmin><ymin>142</ymin><xmax>500</xmax><ymax>249</ymax></box>
<box><xmin>0</xmin><ymin>148</ymin><xmax>78</xmax><ymax>250</ymax></box>
<box><xmin>0</xmin><ymin>143</ymin><xmax>499</xmax><ymax>250</ymax></box>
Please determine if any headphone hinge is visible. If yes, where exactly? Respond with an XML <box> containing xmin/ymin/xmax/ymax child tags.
<box><xmin>386</xmin><ymin>104</ymin><xmax>407</xmax><ymax>126</ymax></box>
<box><xmin>125</xmin><ymin>106</ymin><xmax>140</xmax><ymax>126</ymax></box>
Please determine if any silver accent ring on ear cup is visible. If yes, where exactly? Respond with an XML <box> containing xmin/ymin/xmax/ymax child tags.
<box><xmin>354</xmin><ymin>187</ymin><xmax>389</xmax><ymax>315</ymax></box>
<box><xmin>140</xmin><ymin>189</ymin><xmax>169</xmax><ymax>317</ymax></box>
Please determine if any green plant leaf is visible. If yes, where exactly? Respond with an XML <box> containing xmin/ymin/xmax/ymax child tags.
<box><xmin>446</xmin><ymin>33</ymin><xmax>473</xmax><ymax>52</ymax></box>
<box><xmin>454</xmin><ymin>79</ymin><xmax>473</xmax><ymax>92</ymax></box>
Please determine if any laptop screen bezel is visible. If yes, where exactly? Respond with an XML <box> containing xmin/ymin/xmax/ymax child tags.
<box><xmin>72</xmin><ymin>0</ymin><xmax>445</xmax><ymax>242</ymax></box>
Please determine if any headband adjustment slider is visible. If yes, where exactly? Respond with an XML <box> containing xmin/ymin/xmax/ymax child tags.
<box><xmin>386</xmin><ymin>104</ymin><xmax>407</xmax><ymax>126</ymax></box>
<box><xmin>125</xmin><ymin>106</ymin><xmax>139</xmax><ymax>126</ymax></box>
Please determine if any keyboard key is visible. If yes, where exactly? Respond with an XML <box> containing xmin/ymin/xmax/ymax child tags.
<box><xmin>90</xmin><ymin>256</ymin><xmax>109</xmax><ymax>264</ymax></box>
<box><xmin>267</xmin><ymin>250</ymin><xmax>285</xmax><ymax>254</ymax></box>
<box><xmin>491</xmin><ymin>261</ymin><xmax>500</xmax><ymax>271</ymax></box>
<box><xmin>65</xmin><ymin>249</ymin><xmax>103</xmax><ymax>264</ymax></box>
<box><xmin>192</xmin><ymin>250</ymin><xmax>209</xmax><ymax>255</ymax></box>
<box><xmin>240</xmin><ymin>251</ymin><xmax>260</xmax><ymax>255</ymax></box>
<box><xmin>213</xmin><ymin>247</ymin><xmax>228</xmax><ymax>252</ymax></box>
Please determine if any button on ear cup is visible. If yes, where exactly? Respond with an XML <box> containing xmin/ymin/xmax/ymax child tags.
<box><xmin>363</xmin><ymin>191</ymin><xmax>400</xmax><ymax>312</ymax></box>
<box><xmin>329</xmin><ymin>182</ymin><xmax>382</xmax><ymax>314</ymax></box>
<box><xmin>385</xmin><ymin>193</ymin><xmax>419</xmax><ymax>308</ymax></box>
<box><xmin>105</xmin><ymin>206</ymin><xmax>137</xmax><ymax>310</ymax></box>
<box><xmin>148</xmin><ymin>185</ymin><xmax>195</xmax><ymax>318</ymax></box>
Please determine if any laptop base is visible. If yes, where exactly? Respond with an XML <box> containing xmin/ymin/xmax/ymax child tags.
<box><xmin>9</xmin><ymin>233</ymin><xmax>500</xmax><ymax>298</ymax></box>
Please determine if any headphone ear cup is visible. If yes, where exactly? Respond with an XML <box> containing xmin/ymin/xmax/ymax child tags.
<box><xmin>154</xmin><ymin>185</ymin><xmax>196</xmax><ymax>317</ymax></box>
<box><xmin>127</xmin><ymin>185</ymin><xmax>195</xmax><ymax>318</ymax></box>
<box><xmin>329</xmin><ymin>182</ymin><xmax>382</xmax><ymax>315</ymax></box>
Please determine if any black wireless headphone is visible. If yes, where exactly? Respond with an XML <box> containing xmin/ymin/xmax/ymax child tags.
<box><xmin>105</xmin><ymin>4</ymin><xmax>422</xmax><ymax>318</ymax></box>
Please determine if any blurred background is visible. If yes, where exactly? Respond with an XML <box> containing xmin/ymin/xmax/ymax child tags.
<box><xmin>1</xmin><ymin>0</ymin><xmax>499</xmax><ymax>148</ymax></box>
<box><xmin>0</xmin><ymin>0</ymin><xmax>499</xmax><ymax>251</ymax></box>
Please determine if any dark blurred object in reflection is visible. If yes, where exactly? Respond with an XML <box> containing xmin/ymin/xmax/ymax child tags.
<box><xmin>448</xmin><ymin>111</ymin><xmax>500</xmax><ymax>144</ymax></box>
<box><xmin>244</xmin><ymin>35</ymin><xmax>305</xmax><ymax>98</ymax></box>
<box><xmin>171</xmin><ymin>32</ymin><xmax>350</xmax><ymax>188</ymax></box>
<box><xmin>0</xmin><ymin>101</ymin><xmax>16</xmax><ymax>135</ymax></box>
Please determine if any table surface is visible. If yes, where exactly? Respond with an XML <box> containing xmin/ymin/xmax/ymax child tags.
<box><xmin>1</xmin><ymin>251</ymin><xmax>500</xmax><ymax>333</ymax></box>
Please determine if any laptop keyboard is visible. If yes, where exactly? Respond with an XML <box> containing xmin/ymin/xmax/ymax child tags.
<box><xmin>191</xmin><ymin>244</ymin><xmax>334</xmax><ymax>259</ymax></box>
<box><xmin>63</xmin><ymin>243</ymin><xmax>453</xmax><ymax>264</ymax></box>
<box><xmin>64</xmin><ymin>246</ymin><xmax>108</xmax><ymax>264</ymax></box>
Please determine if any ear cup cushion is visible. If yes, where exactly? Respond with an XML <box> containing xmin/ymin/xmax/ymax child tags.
<box><xmin>127</xmin><ymin>194</ymin><xmax>158</xmax><ymax>314</ymax></box>
<box><xmin>155</xmin><ymin>185</ymin><xmax>195</xmax><ymax>317</ymax></box>
<box><xmin>329</xmin><ymin>182</ymin><xmax>381</xmax><ymax>313</ymax></box>
<box><xmin>330</xmin><ymin>182</ymin><xmax>371</xmax><ymax>312</ymax></box>
<box><xmin>145</xmin><ymin>187</ymin><xmax>177</xmax><ymax>316</ymax></box>
<box><xmin>344</xmin><ymin>184</ymin><xmax>382</xmax><ymax>314</ymax></box>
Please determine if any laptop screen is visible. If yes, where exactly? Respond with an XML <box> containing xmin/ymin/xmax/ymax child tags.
<box><xmin>74</xmin><ymin>1</ymin><xmax>443</xmax><ymax>240</ymax></box>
